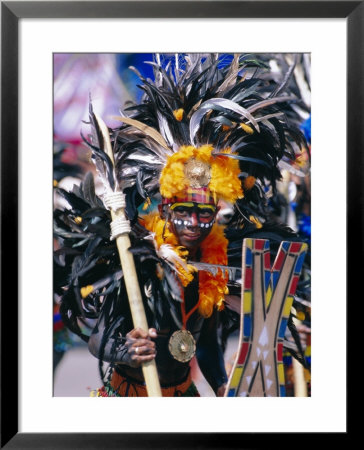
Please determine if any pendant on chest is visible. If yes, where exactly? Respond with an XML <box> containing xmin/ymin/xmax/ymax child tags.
<box><xmin>168</xmin><ymin>329</ymin><xmax>196</xmax><ymax>362</ymax></box>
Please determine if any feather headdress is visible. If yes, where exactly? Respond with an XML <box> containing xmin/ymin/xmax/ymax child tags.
<box><xmin>106</xmin><ymin>53</ymin><xmax>308</xmax><ymax>221</ymax></box>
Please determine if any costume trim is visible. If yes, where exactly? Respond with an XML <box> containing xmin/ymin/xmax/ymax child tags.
<box><xmin>106</xmin><ymin>369</ymin><xmax>197</xmax><ymax>397</ymax></box>
<box><xmin>162</xmin><ymin>187</ymin><xmax>216</xmax><ymax>206</ymax></box>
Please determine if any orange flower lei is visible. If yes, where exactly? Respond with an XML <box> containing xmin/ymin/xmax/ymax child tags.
<box><xmin>141</xmin><ymin>213</ymin><xmax>229</xmax><ymax>318</ymax></box>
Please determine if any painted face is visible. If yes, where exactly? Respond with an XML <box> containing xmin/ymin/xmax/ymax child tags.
<box><xmin>169</xmin><ymin>202</ymin><xmax>217</xmax><ymax>250</ymax></box>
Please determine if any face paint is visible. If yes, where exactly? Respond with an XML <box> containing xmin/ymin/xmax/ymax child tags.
<box><xmin>169</xmin><ymin>202</ymin><xmax>217</xmax><ymax>250</ymax></box>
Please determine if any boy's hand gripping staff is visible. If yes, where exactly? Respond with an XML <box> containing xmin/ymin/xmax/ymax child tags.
<box><xmin>89</xmin><ymin>108</ymin><xmax>162</xmax><ymax>397</ymax></box>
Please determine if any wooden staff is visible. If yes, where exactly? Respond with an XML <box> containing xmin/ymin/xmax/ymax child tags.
<box><xmin>94</xmin><ymin>113</ymin><xmax>162</xmax><ymax>397</ymax></box>
<box><xmin>292</xmin><ymin>315</ymin><xmax>308</xmax><ymax>397</ymax></box>
<box><xmin>292</xmin><ymin>357</ymin><xmax>307</xmax><ymax>397</ymax></box>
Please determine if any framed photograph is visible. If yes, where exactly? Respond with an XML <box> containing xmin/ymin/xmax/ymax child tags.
<box><xmin>1</xmin><ymin>1</ymin><xmax>358</xmax><ymax>448</ymax></box>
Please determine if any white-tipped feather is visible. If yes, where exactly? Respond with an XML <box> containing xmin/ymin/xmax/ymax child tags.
<box><xmin>89</xmin><ymin>113</ymin><xmax>117</xmax><ymax>196</ymax></box>
<box><xmin>247</xmin><ymin>96</ymin><xmax>295</xmax><ymax>114</ymax></box>
<box><xmin>112</xmin><ymin>115</ymin><xmax>172</xmax><ymax>154</ymax></box>
<box><xmin>157</xmin><ymin>244</ymin><xmax>195</xmax><ymax>276</ymax></box>
<box><xmin>190</xmin><ymin>97</ymin><xmax>260</xmax><ymax>145</ymax></box>
<box><xmin>157</xmin><ymin>112</ymin><xmax>177</xmax><ymax>152</ymax></box>
<box><xmin>216</xmin><ymin>54</ymin><xmax>241</xmax><ymax>94</ymax></box>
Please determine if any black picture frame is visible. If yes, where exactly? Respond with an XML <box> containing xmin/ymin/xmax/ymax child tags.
<box><xmin>1</xmin><ymin>1</ymin><xmax>358</xmax><ymax>448</ymax></box>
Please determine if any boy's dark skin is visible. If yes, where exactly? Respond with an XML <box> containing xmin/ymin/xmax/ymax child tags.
<box><xmin>88</xmin><ymin>201</ymin><xmax>228</xmax><ymax>396</ymax></box>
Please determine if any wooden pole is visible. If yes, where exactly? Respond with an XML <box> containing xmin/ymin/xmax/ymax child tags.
<box><xmin>292</xmin><ymin>316</ymin><xmax>308</xmax><ymax>397</ymax></box>
<box><xmin>292</xmin><ymin>357</ymin><xmax>307</xmax><ymax>397</ymax></box>
<box><xmin>94</xmin><ymin>113</ymin><xmax>162</xmax><ymax>397</ymax></box>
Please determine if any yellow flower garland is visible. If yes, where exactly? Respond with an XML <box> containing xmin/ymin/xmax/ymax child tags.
<box><xmin>141</xmin><ymin>213</ymin><xmax>229</xmax><ymax>318</ymax></box>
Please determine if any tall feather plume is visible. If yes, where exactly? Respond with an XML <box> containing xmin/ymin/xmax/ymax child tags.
<box><xmin>81</xmin><ymin>98</ymin><xmax>118</xmax><ymax>195</ymax></box>
<box><xmin>107</xmin><ymin>53</ymin><xmax>309</xmax><ymax>223</ymax></box>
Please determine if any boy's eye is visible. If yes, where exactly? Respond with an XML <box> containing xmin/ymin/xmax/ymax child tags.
<box><xmin>173</xmin><ymin>207</ymin><xmax>192</xmax><ymax>216</ymax></box>
<box><xmin>199</xmin><ymin>209</ymin><xmax>214</xmax><ymax>218</ymax></box>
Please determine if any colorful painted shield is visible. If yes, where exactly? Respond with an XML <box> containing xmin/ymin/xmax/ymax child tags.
<box><xmin>225</xmin><ymin>239</ymin><xmax>307</xmax><ymax>397</ymax></box>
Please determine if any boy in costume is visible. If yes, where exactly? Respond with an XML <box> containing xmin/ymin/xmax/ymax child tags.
<box><xmin>54</xmin><ymin>54</ymin><xmax>310</xmax><ymax>396</ymax></box>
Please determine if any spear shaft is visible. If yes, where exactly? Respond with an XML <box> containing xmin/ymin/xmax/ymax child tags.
<box><xmin>94</xmin><ymin>113</ymin><xmax>162</xmax><ymax>397</ymax></box>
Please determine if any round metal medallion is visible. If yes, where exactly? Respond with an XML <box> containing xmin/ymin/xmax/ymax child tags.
<box><xmin>168</xmin><ymin>330</ymin><xmax>196</xmax><ymax>363</ymax></box>
<box><xmin>184</xmin><ymin>158</ymin><xmax>211</xmax><ymax>188</ymax></box>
